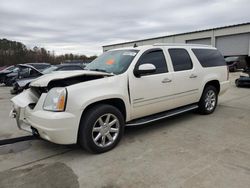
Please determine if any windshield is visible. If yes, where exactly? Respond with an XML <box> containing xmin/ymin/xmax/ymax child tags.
<box><xmin>12</xmin><ymin>67</ymin><xmax>19</xmax><ymax>73</ymax></box>
<box><xmin>42</xmin><ymin>66</ymin><xmax>58</xmax><ymax>74</ymax></box>
<box><xmin>5</xmin><ymin>66</ymin><xmax>15</xmax><ymax>71</ymax></box>
<box><xmin>85</xmin><ymin>50</ymin><xmax>139</xmax><ymax>74</ymax></box>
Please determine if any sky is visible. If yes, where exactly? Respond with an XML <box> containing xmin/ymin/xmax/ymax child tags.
<box><xmin>0</xmin><ymin>0</ymin><xmax>250</xmax><ymax>56</ymax></box>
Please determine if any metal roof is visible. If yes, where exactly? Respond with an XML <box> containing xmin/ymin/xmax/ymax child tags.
<box><xmin>153</xmin><ymin>43</ymin><xmax>211</xmax><ymax>47</ymax></box>
<box><xmin>103</xmin><ymin>22</ymin><xmax>250</xmax><ymax>48</ymax></box>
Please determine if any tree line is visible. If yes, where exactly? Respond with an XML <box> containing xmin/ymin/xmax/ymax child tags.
<box><xmin>0</xmin><ymin>38</ymin><xmax>97</xmax><ymax>67</ymax></box>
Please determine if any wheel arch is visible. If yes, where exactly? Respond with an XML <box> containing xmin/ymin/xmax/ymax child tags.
<box><xmin>203</xmin><ymin>80</ymin><xmax>220</xmax><ymax>94</ymax></box>
<box><xmin>77</xmin><ymin>98</ymin><xmax>127</xmax><ymax>144</ymax></box>
<box><xmin>81</xmin><ymin>98</ymin><xmax>127</xmax><ymax>121</ymax></box>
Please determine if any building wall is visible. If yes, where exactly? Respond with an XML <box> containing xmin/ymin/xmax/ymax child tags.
<box><xmin>103</xmin><ymin>23</ymin><xmax>250</xmax><ymax>56</ymax></box>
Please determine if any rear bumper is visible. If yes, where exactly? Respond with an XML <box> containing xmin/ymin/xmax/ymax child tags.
<box><xmin>220</xmin><ymin>80</ymin><xmax>230</xmax><ymax>95</ymax></box>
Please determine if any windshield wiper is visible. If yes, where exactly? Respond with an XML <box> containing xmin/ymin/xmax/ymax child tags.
<box><xmin>87</xmin><ymin>68</ymin><xmax>108</xmax><ymax>73</ymax></box>
<box><xmin>87</xmin><ymin>69</ymin><xmax>109</xmax><ymax>73</ymax></box>
<box><xmin>85</xmin><ymin>68</ymin><xmax>115</xmax><ymax>75</ymax></box>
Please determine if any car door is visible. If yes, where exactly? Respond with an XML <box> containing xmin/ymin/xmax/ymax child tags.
<box><xmin>129</xmin><ymin>48</ymin><xmax>175</xmax><ymax>119</ymax></box>
<box><xmin>168</xmin><ymin>48</ymin><xmax>200</xmax><ymax>107</ymax></box>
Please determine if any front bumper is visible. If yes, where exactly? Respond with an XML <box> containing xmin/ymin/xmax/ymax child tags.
<box><xmin>11</xmin><ymin>89</ymin><xmax>80</xmax><ymax>145</ymax></box>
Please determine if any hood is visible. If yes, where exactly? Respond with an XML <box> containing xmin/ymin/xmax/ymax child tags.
<box><xmin>30</xmin><ymin>70</ymin><xmax>113</xmax><ymax>87</ymax></box>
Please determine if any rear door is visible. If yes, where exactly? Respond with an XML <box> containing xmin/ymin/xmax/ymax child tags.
<box><xmin>168</xmin><ymin>48</ymin><xmax>201</xmax><ymax>106</ymax></box>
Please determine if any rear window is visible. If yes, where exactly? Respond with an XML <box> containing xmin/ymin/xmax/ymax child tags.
<box><xmin>192</xmin><ymin>49</ymin><xmax>226</xmax><ymax>67</ymax></box>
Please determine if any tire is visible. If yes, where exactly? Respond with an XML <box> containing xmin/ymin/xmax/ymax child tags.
<box><xmin>197</xmin><ymin>85</ymin><xmax>218</xmax><ymax>115</ymax></box>
<box><xmin>235</xmin><ymin>79</ymin><xmax>240</xmax><ymax>87</ymax></box>
<box><xmin>78</xmin><ymin>104</ymin><xmax>124</xmax><ymax>154</ymax></box>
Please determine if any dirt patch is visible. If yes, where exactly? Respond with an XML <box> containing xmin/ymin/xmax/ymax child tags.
<box><xmin>0</xmin><ymin>162</ymin><xmax>79</xmax><ymax>188</ymax></box>
<box><xmin>0</xmin><ymin>141</ymin><xmax>32</xmax><ymax>155</ymax></box>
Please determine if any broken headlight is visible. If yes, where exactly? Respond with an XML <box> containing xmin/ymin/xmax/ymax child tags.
<box><xmin>43</xmin><ymin>87</ymin><xmax>67</xmax><ymax>112</ymax></box>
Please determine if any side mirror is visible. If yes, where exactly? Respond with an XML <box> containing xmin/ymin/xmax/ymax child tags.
<box><xmin>134</xmin><ymin>63</ymin><xmax>156</xmax><ymax>77</ymax></box>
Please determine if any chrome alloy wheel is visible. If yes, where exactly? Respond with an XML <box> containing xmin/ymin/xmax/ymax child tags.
<box><xmin>205</xmin><ymin>90</ymin><xmax>216</xmax><ymax>111</ymax></box>
<box><xmin>92</xmin><ymin>114</ymin><xmax>120</xmax><ymax>147</ymax></box>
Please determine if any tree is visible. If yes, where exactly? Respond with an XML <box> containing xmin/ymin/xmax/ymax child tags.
<box><xmin>0</xmin><ymin>38</ymin><xmax>97</xmax><ymax>66</ymax></box>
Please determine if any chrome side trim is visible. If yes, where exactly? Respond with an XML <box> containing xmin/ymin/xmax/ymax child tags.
<box><xmin>133</xmin><ymin>89</ymin><xmax>198</xmax><ymax>104</ymax></box>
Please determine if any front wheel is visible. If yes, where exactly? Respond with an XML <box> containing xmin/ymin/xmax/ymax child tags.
<box><xmin>78</xmin><ymin>104</ymin><xmax>124</xmax><ymax>153</ymax></box>
<box><xmin>197</xmin><ymin>85</ymin><xmax>218</xmax><ymax>115</ymax></box>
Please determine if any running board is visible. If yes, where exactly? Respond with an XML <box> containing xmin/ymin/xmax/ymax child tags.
<box><xmin>126</xmin><ymin>104</ymin><xmax>198</xmax><ymax>126</ymax></box>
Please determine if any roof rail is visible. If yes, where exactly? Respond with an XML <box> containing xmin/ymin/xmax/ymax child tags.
<box><xmin>153</xmin><ymin>43</ymin><xmax>212</xmax><ymax>47</ymax></box>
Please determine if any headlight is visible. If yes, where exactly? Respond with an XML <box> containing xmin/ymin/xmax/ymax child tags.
<box><xmin>43</xmin><ymin>87</ymin><xmax>67</xmax><ymax>112</ymax></box>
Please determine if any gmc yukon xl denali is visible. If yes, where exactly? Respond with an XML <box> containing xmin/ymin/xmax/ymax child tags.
<box><xmin>11</xmin><ymin>44</ymin><xmax>230</xmax><ymax>153</ymax></box>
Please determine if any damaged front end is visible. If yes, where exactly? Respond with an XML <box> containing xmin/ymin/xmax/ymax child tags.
<box><xmin>10</xmin><ymin>71</ymin><xmax>113</xmax><ymax>144</ymax></box>
<box><xmin>10</xmin><ymin>88</ymin><xmax>40</xmax><ymax>134</ymax></box>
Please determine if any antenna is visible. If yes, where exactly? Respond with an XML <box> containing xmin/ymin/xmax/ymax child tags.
<box><xmin>133</xmin><ymin>43</ymin><xmax>138</xmax><ymax>48</ymax></box>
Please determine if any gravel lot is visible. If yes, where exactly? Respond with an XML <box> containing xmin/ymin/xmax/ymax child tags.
<box><xmin>0</xmin><ymin>72</ymin><xmax>250</xmax><ymax>188</ymax></box>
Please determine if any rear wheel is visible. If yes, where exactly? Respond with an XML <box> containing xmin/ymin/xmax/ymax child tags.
<box><xmin>78</xmin><ymin>104</ymin><xmax>124</xmax><ymax>153</ymax></box>
<box><xmin>197</xmin><ymin>85</ymin><xmax>218</xmax><ymax>115</ymax></box>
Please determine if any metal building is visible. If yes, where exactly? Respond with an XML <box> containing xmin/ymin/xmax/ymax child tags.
<box><xmin>102</xmin><ymin>22</ymin><xmax>250</xmax><ymax>57</ymax></box>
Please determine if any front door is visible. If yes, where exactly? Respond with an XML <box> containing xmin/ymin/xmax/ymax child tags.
<box><xmin>129</xmin><ymin>48</ymin><xmax>175</xmax><ymax>119</ymax></box>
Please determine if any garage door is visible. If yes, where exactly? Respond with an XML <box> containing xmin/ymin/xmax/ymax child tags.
<box><xmin>216</xmin><ymin>33</ymin><xmax>250</xmax><ymax>56</ymax></box>
<box><xmin>186</xmin><ymin>38</ymin><xmax>211</xmax><ymax>45</ymax></box>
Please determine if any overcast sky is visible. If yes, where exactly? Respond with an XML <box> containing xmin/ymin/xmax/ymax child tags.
<box><xmin>0</xmin><ymin>0</ymin><xmax>250</xmax><ymax>56</ymax></box>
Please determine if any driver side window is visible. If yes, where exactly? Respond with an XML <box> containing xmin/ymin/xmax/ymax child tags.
<box><xmin>137</xmin><ymin>49</ymin><xmax>168</xmax><ymax>75</ymax></box>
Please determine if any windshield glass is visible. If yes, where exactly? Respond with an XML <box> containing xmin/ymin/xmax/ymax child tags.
<box><xmin>42</xmin><ymin>66</ymin><xmax>58</xmax><ymax>74</ymax></box>
<box><xmin>12</xmin><ymin>67</ymin><xmax>19</xmax><ymax>73</ymax></box>
<box><xmin>5</xmin><ymin>66</ymin><xmax>15</xmax><ymax>71</ymax></box>
<box><xmin>85</xmin><ymin>50</ymin><xmax>139</xmax><ymax>74</ymax></box>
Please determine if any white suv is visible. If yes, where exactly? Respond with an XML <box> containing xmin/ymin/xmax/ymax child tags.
<box><xmin>11</xmin><ymin>44</ymin><xmax>230</xmax><ymax>153</ymax></box>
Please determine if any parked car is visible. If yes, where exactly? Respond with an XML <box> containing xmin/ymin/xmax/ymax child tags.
<box><xmin>11</xmin><ymin>64</ymin><xmax>85</xmax><ymax>94</ymax></box>
<box><xmin>0</xmin><ymin>65</ymin><xmax>16</xmax><ymax>84</ymax></box>
<box><xmin>225</xmin><ymin>56</ymin><xmax>247</xmax><ymax>72</ymax></box>
<box><xmin>11</xmin><ymin>44</ymin><xmax>229</xmax><ymax>153</ymax></box>
<box><xmin>235</xmin><ymin>61</ymin><xmax>250</xmax><ymax>87</ymax></box>
<box><xmin>0</xmin><ymin>66</ymin><xmax>7</xmax><ymax>71</ymax></box>
<box><xmin>26</xmin><ymin>63</ymin><xmax>51</xmax><ymax>71</ymax></box>
<box><xmin>4</xmin><ymin>64</ymin><xmax>42</xmax><ymax>86</ymax></box>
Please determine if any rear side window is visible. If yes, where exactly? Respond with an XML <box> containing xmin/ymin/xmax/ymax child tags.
<box><xmin>168</xmin><ymin>49</ymin><xmax>193</xmax><ymax>71</ymax></box>
<box><xmin>137</xmin><ymin>49</ymin><xmax>168</xmax><ymax>74</ymax></box>
<box><xmin>192</xmin><ymin>49</ymin><xmax>226</xmax><ymax>67</ymax></box>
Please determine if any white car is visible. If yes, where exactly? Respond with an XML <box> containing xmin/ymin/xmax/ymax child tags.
<box><xmin>11</xmin><ymin>44</ymin><xmax>230</xmax><ymax>153</ymax></box>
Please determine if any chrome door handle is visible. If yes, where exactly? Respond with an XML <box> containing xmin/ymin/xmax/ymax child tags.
<box><xmin>189</xmin><ymin>74</ymin><xmax>198</xmax><ymax>78</ymax></box>
<box><xmin>162</xmin><ymin>78</ymin><xmax>172</xmax><ymax>83</ymax></box>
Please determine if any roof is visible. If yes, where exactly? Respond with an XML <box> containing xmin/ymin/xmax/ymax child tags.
<box><xmin>108</xmin><ymin>43</ymin><xmax>215</xmax><ymax>52</ymax></box>
<box><xmin>103</xmin><ymin>22</ymin><xmax>250</xmax><ymax>48</ymax></box>
<box><xmin>153</xmin><ymin>43</ymin><xmax>211</xmax><ymax>47</ymax></box>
